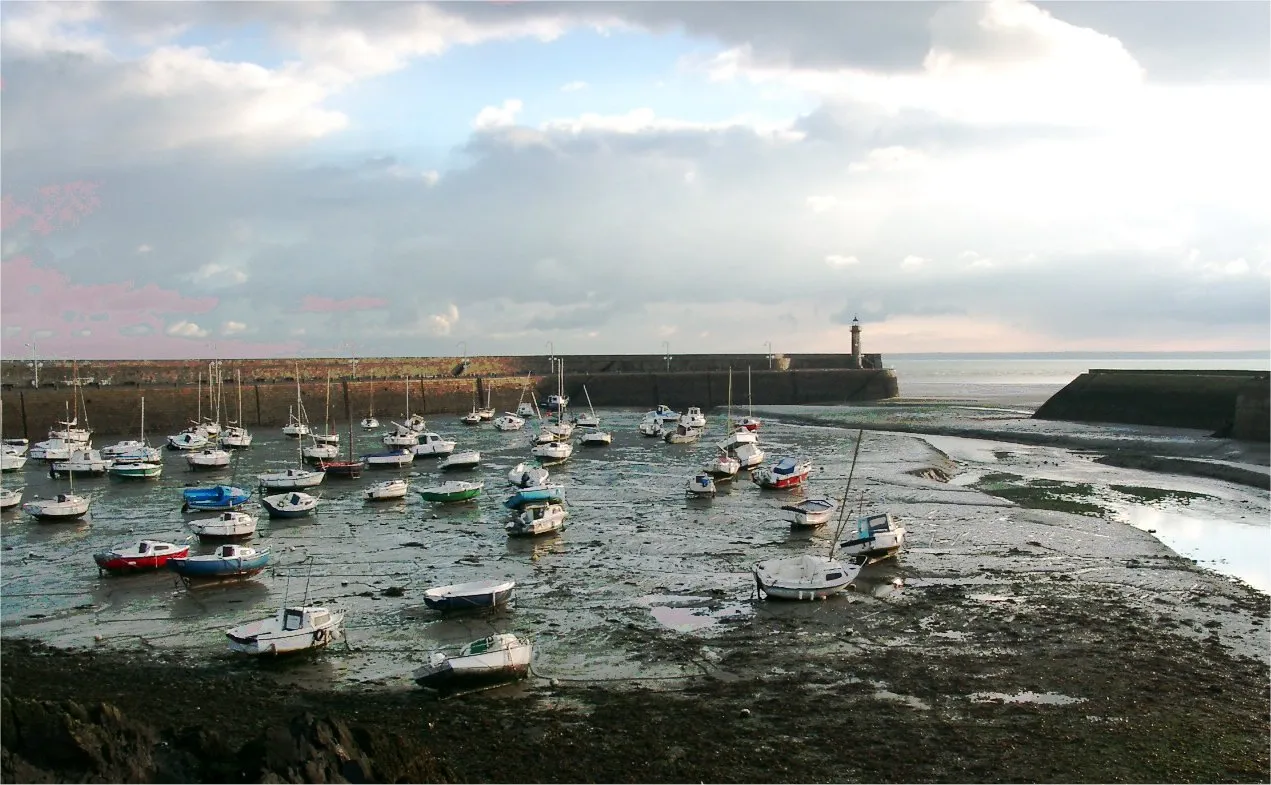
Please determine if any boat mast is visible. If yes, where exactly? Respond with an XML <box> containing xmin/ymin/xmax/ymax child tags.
<box><xmin>584</xmin><ymin>385</ymin><xmax>595</xmax><ymax>418</ymax></box>
<box><xmin>196</xmin><ymin>371</ymin><xmax>202</xmax><ymax>425</ymax></box>
<box><xmin>236</xmin><ymin>370</ymin><xmax>244</xmax><ymax>426</ymax></box>
<box><xmin>344</xmin><ymin>375</ymin><xmax>356</xmax><ymax>462</ymax></box>
<box><xmin>405</xmin><ymin>376</ymin><xmax>411</xmax><ymax>419</ymax></box>
<box><xmin>140</xmin><ymin>396</ymin><xmax>146</xmax><ymax>445</ymax></box>
<box><xmin>294</xmin><ymin>364</ymin><xmax>304</xmax><ymax>466</ymax></box>
<box><xmin>727</xmin><ymin>367</ymin><xmax>733</xmax><ymax>422</ymax></box>
<box><xmin>827</xmin><ymin>429</ymin><xmax>865</xmax><ymax>559</ymax></box>
<box><xmin>324</xmin><ymin>371</ymin><xmax>332</xmax><ymax>436</ymax></box>
<box><xmin>748</xmin><ymin>366</ymin><xmax>753</xmax><ymax>417</ymax></box>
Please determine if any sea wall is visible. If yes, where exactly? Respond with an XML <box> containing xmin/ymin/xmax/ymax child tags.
<box><xmin>0</xmin><ymin>367</ymin><xmax>898</xmax><ymax>440</ymax></box>
<box><xmin>1032</xmin><ymin>369</ymin><xmax>1270</xmax><ymax>442</ymax></box>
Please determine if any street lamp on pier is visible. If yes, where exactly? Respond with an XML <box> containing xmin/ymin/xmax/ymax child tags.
<box><xmin>25</xmin><ymin>339</ymin><xmax>41</xmax><ymax>388</ymax></box>
<box><xmin>546</xmin><ymin>341</ymin><xmax>556</xmax><ymax>373</ymax></box>
<box><xmin>764</xmin><ymin>341</ymin><xmax>774</xmax><ymax>370</ymax></box>
<box><xmin>662</xmin><ymin>341</ymin><xmax>672</xmax><ymax>372</ymax></box>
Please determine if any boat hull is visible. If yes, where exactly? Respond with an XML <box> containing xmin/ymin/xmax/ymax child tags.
<box><xmin>419</xmin><ymin>488</ymin><xmax>481</xmax><ymax>503</ymax></box>
<box><xmin>422</xmin><ymin>583</ymin><xmax>514</xmax><ymax>612</ymax></box>
<box><xmin>95</xmin><ymin>546</ymin><xmax>190</xmax><ymax>574</ymax></box>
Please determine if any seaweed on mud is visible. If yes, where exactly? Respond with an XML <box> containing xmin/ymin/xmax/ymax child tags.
<box><xmin>1109</xmin><ymin>484</ymin><xmax>1210</xmax><ymax>505</ymax></box>
<box><xmin>973</xmin><ymin>473</ymin><xmax>1111</xmax><ymax>517</ymax></box>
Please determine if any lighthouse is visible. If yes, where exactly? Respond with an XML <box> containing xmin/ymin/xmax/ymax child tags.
<box><xmin>851</xmin><ymin>316</ymin><xmax>862</xmax><ymax>368</ymax></box>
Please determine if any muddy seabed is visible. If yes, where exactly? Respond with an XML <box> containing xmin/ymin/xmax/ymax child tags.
<box><xmin>2</xmin><ymin>404</ymin><xmax>1268</xmax><ymax>783</ymax></box>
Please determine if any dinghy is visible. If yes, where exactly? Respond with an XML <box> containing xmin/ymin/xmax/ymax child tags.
<box><xmin>438</xmin><ymin>450</ymin><xmax>481</xmax><ymax>471</ymax></box>
<box><xmin>364</xmin><ymin>479</ymin><xmax>409</xmax><ymax>501</ymax></box>
<box><xmin>703</xmin><ymin>450</ymin><xmax>741</xmax><ymax>480</ymax></box>
<box><xmin>0</xmin><ymin>487</ymin><xmax>22</xmax><ymax>511</ymax></box>
<box><xmin>506</xmin><ymin>502</ymin><xmax>567</xmax><ymax>536</ymax></box>
<box><xmin>838</xmin><ymin>512</ymin><xmax>907</xmax><ymax>562</ymax></box>
<box><xmin>423</xmin><ymin>579</ymin><xmax>516</xmax><ymax>611</ymax></box>
<box><xmin>187</xmin><ymin>510</ymin><xmax>257</xmax><ymax>541</ymax></box>
<box><xmin>24</xmin><ymin>492</ymin><xmax>90</xmax><ymax>521</ymax></box>
<box><xmin>418</xmin><ymin>480</ymin><xmax>483</xmax><ymax>504</ymax></box>
<box><xmin>226</xmin><ymin>605</ymin><xmax>343</xmax><ymax>656</ymax></box>
<box><xmin>260</xmin><ymin>491</ymin><xmax>319</xmax><ymax>519</ymax></box>
<box><xmin>94</xmin><ymin>540</ymin><xmax>190</xmax><ymax>575</ymax></box>
<box><xmin>502</xmin><ymin>484</ymin><xmax>564</xmax><ymax>510</ymax></box>
<box><xmin>508</xmin><ymin>463</ymin><xmax>550</xmax><ymax>488</ymax></box>
<box><xmin>169</xmin><ymin>543</ymin><xmax>271</xmax><ymax>587</ymax></box>
<box><xmin>637</xmin><ymin>418</ymin><xmax>664</xmax><ymax>438</ymax></box>
<box><xmin>578</xmin><ymin>428</ymin><xmax>612</xmax><ymax>446</ymax></box>
<box><xmin>494</xmin><ymin>413</ymin><xmax>525</xmax><ymax>431</ymax></box>
<box><xmin>686</xmin><ymin>473</ymin><xmax>717</xmax><ymax>497</ymax></box>
<box><xmin>531</xmin><ymin>440</ymin><xmax>573</xmax><ymax>465</ymax></box>
<box><xmin>780</xmin><ymin>498</ymin><xmax>837</xmax><ymax>528</ymax></box>
<box><xmin>752</xmin><ymin>458</ymin><xmax>811</xmax><ymax>489</ymax></box>
<box><xmin>413</xmin><ymin>633</ymin><xmax>531</xmax><ymax>692</ymax></box>
<box><xmin>182</xmin><ymin>484</ymin><xmax>251</xmax><ymax>512</ymax></box>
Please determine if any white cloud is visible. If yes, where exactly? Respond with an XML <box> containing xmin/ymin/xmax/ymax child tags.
<box><xmin>137</xmin><ymin>244</ymin><xmax>153</xmax><ymax>254</ymax></box>
<box><xmin>806</xmin><ymin>196</ymin><xmax>841</xmax><ymax>214</ymax></box>
<box><xmin>428</xmin><ymin>304</ymin><xmax>460</xmax><ymax>336</ymax></box>
<box><xmin>166</xmin><ymin>320</ymin><xmax>208</xmax><ymax>338</ymax></box>
<box><xmin>541</xmin><ymin>107</ymin><xmax>803</xmax><ymax>140</ymax></box>
<box><xmin>848</xmin><ymin>146</ymin><xmax>926</xmax><ymax>173</ymax></box>
<box><xmin>192</xmin><ymin>263</ymin><xmax>249</xmax><ymax>287</ymax></box>
<box><xmin>561</xmin><ymin>80</ymin><xmax>588</xmax><ymax>92</ymax></box>
<box><xmin>221</xmin><ymin>321</ymin><xmax>247</xmax><ymax>336</ymax></box>
<box><xmin>825</xmin><ymin>254</ymin><xmax>859</xmax><ymax>269</ymax></box>
<box><xmin>901</xmin><ymin>255</ymin><xmax>928</xmax><ymax>271</ymax></box>
<box><xmin>473</xmin><ymin>99</ymin><xmax>524</xmax><ymax>130</ymax></box>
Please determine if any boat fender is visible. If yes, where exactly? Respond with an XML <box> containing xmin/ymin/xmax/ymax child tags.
<box><xmin>312</xmin><ymin>628</ymin><xmax>329</xmax><ymax>645</ymax></box>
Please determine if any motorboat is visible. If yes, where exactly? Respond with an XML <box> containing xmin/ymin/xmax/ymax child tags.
<box><xmin>752</xmin><ymin>554</ymin><xmax>862</xmax><ymax>600</ymax></box>
<box><xmin>382</xmin><ymin>423</ymin><xmax>421</xmax><ymax>448</ymax></box>
<box><xmin>301</xmin><ymin>442</ymin><xmax>340</xmax><ymax>463</ymax></box>
<box><xmin>23</xmin><ymin>492</ymin><xmax>90</xmax><ymax>521</ymax></box>
<box><xmin>423</xmin><ymin>579</ymin><xmax>515</xmax><ymax>612</ymax></box>
<box><xmin>108</xmin><ymin>461</ymin><xmax>162</xmax><ymax>480</ymax></box>
<box><xmin>418</xmin><ymin>480</ymin><xmax>483</xmax><ymax>504</ymax></box>
<box><xmin>187</xmin><ymin>510</ymin><xmax>258</xmax><ymax>541</ymax></box>
<box><xmin>647</xmin><ymin>405</ymin><xmax>680</xmax><ymax>423</ymax></box>
<box><xmin>733</xmin><ymin>442</ymin><xmax>766</xmax><ymax>470</ymax></box>
<box><xmin>260</xmin><ymin>491</ymin><xmax>320</xmax><ymax>519</ymax></box>
<box><xmin>48</xmin><ymin>449</ymin><xmax>111</xmax><ymax>477</ymax></box>
<box><xmin>166</xmin><ymin>429</ymin><xmax>209</xmax><ymax>451</ymax></box>
<box><xmin>752</xmin><ymin>458</ymin><xmax>811</xmax><ymax>490</ymax></box>
<box><xmin>413</xmin><ymin>432</ymin><xmax>456</xmax><ymax>458</ymax></box>
<box><xmin>578</xmin><ymin>428</ymin><xmax>612</xmax><ymax>446</ymax></box>
<box><xmin>182</xmin><ymin>485</ymin><xmax>251</xmax><ymax>512</ymax></box>
<box><xmin>838</xmin><ymin>512</ymin><xmax>907</xmax><ymax>562</ymax></box>
<box><xmin>718</xmin><ymin>428</ymin><xmax>758</xmax><ymax>451</ymax></box>
<box><xmin>494</xmin><ymin>413</ymin><xmax>526</xmax><ymax>431</ymax></box>
<box><xmin>637</xmin><ymin>418</ymin><xmax>664</xmax><ymax>438</ymax></box>
<box><xmin>0</xmin><ymin>452</ymin><xmax>26</xmax><ymax>473</ymax></box>
<box><xmin>360</xmin><ymin>416</ymin><xmax>380</xmax><ymax>430</ymax></box>
<box><xmin>460</xmin><ymin>410</ymin><xmax>483</xmax><ymax>426</ymax></box>
<box><xmin>703</xmin><ymin>450</ymin><xmax>741</xmax><ymax>480</ymax></box>
<box><xmin>502</xmin><ymin>485</ymin><xmax>564</xmax><ymax>510</ymax></box>
<box><xmin>30</xmin><ymin>438</ymin><xmax>75</xmax><ymax>462</ymax></box>
<box><xmin>780</xmin><ymin>498</ymin><xmax>837</xmax><ymax>528</ymax></box>
<box><xmin>531</xmin><ymin>440</ymin><xmax>573</xmax><ymax>465</ymax></box>
<box><xmin>664</xmin><ymin>425</ymin><xmax>701</xmax><ymax>444</ymax></box>
<box><xmin>364</xmin><ymin>479</ymin><xmax>409</xmax><ymax>501</ymax></box>
<box><xmin>678</xmin><ymin>407</ymin><xmax>706</xmax><ymax>429</ymax></box>
<box><xmin>257</xmin><ymin>466</ymin><xmax>325</xmax><ymax>491</ymax></box>
<box><xmin>226</xmin><ymin>605</ymin><xmax>343</xmax><ymax>656</ymax></box>
<box><xmin>508</xmin><ymin>463</ymin><xmax>549</xmax><ymax>488</ymax></box>
<box><xmin>100</xmin><ymin>439</ymin><xmax>145</xmax><ymax>459</ymax></box>
<box><xmin>506</xmin><ymin>502</ymin><xmax>567</xmax><ymax>536</ymax></box>
<box><xmin>439</xmin><ymin>450</ymin><xmax>481</xmax><ymax>471</ymax></box>
<box><xmin>363</xmin><ymin>449</ymin><xmax>415</xmax><ymax>468</ymax></box>
<box><xmin>686</xmin><ymin>473</ymin><xmax>717</xmax><ymax>497</ymax></box>
<box><xmin>184</xmin><ymin>448</ymin><xmax>231</xmax><ymax>471</ymax></box>
<box><xmin>169</xmin><ymin>543</ymin><xmax>271</xmax><ymax>587</ymax></box>
<box><xmin>515</xmin><ymin>402</ymin><xmax>536</xmax><ymax>418</ymax></box>
<box><xmin>413</xmin><ymin>633</ymin><xmax>531</xmax><ymax>692</ymax></box>
<box><xmin>94</xmin><ymin>540</ymin><xmax>190</xmax><ymax>575</ymax></box>
<box><xmin>0</xmin><ymin>487</ymin><xmax>22</xmax><ymax>511</ymax></box>
<box><xmin>541</xmin><ymin>394</ymin><xmax>569</xmax><ymax>413</ymax></box>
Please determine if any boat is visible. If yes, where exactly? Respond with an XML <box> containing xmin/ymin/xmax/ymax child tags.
<box><xmin>166</xmin><ymin>429</ymin><xmax>209</xmax><ymax>451</ymax></box>
<box><xmin>508</xmin><ymin>463</ymin><xmax>549</xmax><ymax>488</ymax></box>
<box><xmin>187</xmin><ymin>510</ymin><xmax>258</xmax><ymax>541</ymax></box>
<box><xmin>541</xmin><ymin>393</ymin><xmax>568</xmax><ymax>413</ymax></box>
<box><xmin>361</xmin><ymin>383</ymin><xmax>379</xmax><ymax>430</ymax></box>
<box><xmin>637</xmin><ymin>417</ymin><xmax>664</xmax><ymax>438</ymax></box>
<box><xmin>363</xmin><ymin>448</ymin><xmax>414</xmax><ymax>468</ymax></box>
<box><xmin>50</xmin><ymin>381</ymin><xmax>92</xmax><ymax>443</ymax></box>
<box><xmin>226</xmin><ymin>605</ymin><xmax>344</xmax><ymax>656</ymax></box>
<box><xmin>261</xmin><ymin>491</ymin><xmax>319</xmax><ymax>518</ymax></box>
<box><xmin>515</xmin><ymin>402</ymin><xmax>536</xmax><ymax>418</ymax></box>
<box><xmin>185</xmin><ymin>447</ymin><xmax>231</xmax><ymax>471</ymax></box>
<box><xmin>364</xmin><ymin>479</ymin><xmax>408</xmax><ymax>501</ymax></box>
<box><xmin>507</xmin><ymin>502</ymin><xmax>567</xmax><ymax>536</ymax></box>
<box><xmin>94</xmin><ymin>540</ymin><xmax>190</xmax><ymax>575</ymax></box>
<box><xmin>733</xmin><ymin>441</ymin><xmax>765</xmax><ymax>470</ymax></box>
<box><xmin>838</xmin><ymin>512</ymin><xmax>907</xmax><ymax>562</ymax></box>
<box><xmin>281</xmin><ymin>406</ymin><xmax>310</xmax><ymax>438</ymax></box>
<box><xmin>422</xmin><ymin>579</ymin><xmax>515</xmax><ymax>612</ymax></box>
<box><xmin>647</xmin><ymin>404</ymin><xmax>679</xmax><ymax>423</ymax></box>
<box><xmin>439</xmin><ymin>450</ymin><xmax>481</xmax><ymax>471</ymax></box>
<box><xmin>100</xmin><ymin>440</ymin><xmax>144</xmax><ymax>459</ymax></box>
<box><xmin>678</xmin><ymin>406</ymin><xmax>706</xmax><ymax>429</ymax></box>
<box><xmin>753</xmin><ymin>429</ymin><xmax>867</xmax><ymax>601</ymax></box>
<box><xmin>752</xmin><ymin>458</ymin><xmax>811</xmax><ymax>490</ymax></box>
<box><xmin>413</xmin><ymin>633</ymin><xmax>531</xmax><ymax>692</ymax></box>
<box><xmin>258</xmin><ymin>465</ymin><xmax>325</xmax><ymax>490</ymax></box>
<box><xmin>309</xmin><ymin>372</ymin><xmax>341</xmax><ymax>445</ymax></box>
<box><xmin>109</xmin><ymin>461</ymin><xmax>162</xmax><ymax>480</ymax></box>
<box><xmin>182</xmin><ymin>484</ymin><xmax>251</xmax><ymax>512</ymax></box>
<box><xmin>718</xmin><ymin>427</ymin><xmax>758</xmax><ymax>452</ymax></box>
<box><xmin>686</xmin><ymin>473</ymin><xmax>717</xmax><ymax>496</ymax></box>
<box><xmin>48</xmin><ymin>448</ymin><xmax>110</xmax><ymax>477</ymax></box>
<box><xmin>703</xmin><ymin>450</ymin><xmax>741</xmax><ymax>480</ymax></box>
<box><xmin>460</xmin><ymin>410</ymin><xmax>482</xmax><ymax>426</ymax></box>
<box><xmin>23</xmin><ymin>492</ymin><xmax>90</xmax><ymax>521</ymax></box>
<box><xmin>578</xmin><ymin>427</ymin><xmax>612</xmax><ymax>446</ymax></box>
<box><xmin>2</xmin><ymin>438</ymin><xmax>28</xmax><ymax>455</ymax></box>
<box><xmin>494</xmin><ymin>412</ymin><xmax>525</xmax><ymax>431</ymax></box>
<box><xmin>734</xmin><ymin>367</ymin><xmax>762</xmax><ymax>431</ymax></box>
<box><xmin>476</xmin><ymin>385</ymin><xmax>495</xmax><ymax>421</ymax></box>
<box><xmin>220</xmin><ymin>372</ymin><xmax>254</xmax><ymax>448</ymax></box>
<box><xmin>404</xmin><ymin>413</ymin><xmax>428</xmax><ymax>433</ymax></box>
<box><xmin>573</xmin><ymin>385</ymin><xmax>600</xmax><ymax>428</ymax></box>
<box><xmin>780</xmin><ymin>498</ymin><xmax>837</xmax><ymax>528</ymax></box>
<box><xmin>418</xmin><ymin>480</ymin><xmax>483</xmax><ymax>504</ymax></box>
<box><xmin>29</xmin><ymin>438</ymin><xmax>73</xmax><ymax>462</ymax></box>
<box><xmin>663</xmin><ymin>424</ymin><xmax>701</xmax><ymax>444</ymax></box>
<box><xmin>502</xmin><ymin>484</ymin><xmax>564</xmax><ymax>509</ymax></box>
<box><xmin>168</xmin><ymin>543</ymin><xmax>271</xmax><ymax>587</ymax></box>
<box><xmin>103</xmin><ymin>398</ymin><xmax>164</xmax><ymax>462</ymax></box>
<box><xmin>0</xmin><ymin>487</ymin><xmax>22</xmax><ymax>511</ymax></box>
<box><xmin>382</xmin><ymin>422</ymin><xmax>422</xmax><ymax>448</ymax></box>
<box><xmin>531</xmin><ymin>440</ymin><xmax>573</xmax><ymax>465</ymax></box>
<box><xmin>302</xmin><ymin>441</ymin><xmax>339</xmax><ymax>463</ymax></box>
<box><xmin>0</xmin><ymin>451</ymin><xmax>26</xmax><ymax>473</ymax></box>
<box><xmin>413</xmin><ymin>432</ymin><xmax>456</xmax><ymax>458</ymax></box>
<box><xmin>318</xmin><ymin>385</ymin><xmax>364</xmax><ymax>478</ymax></box>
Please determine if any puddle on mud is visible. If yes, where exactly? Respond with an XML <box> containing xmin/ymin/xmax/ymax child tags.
<box><xmin>968</xmin><ymin>691</ymin><xmax>1085</xmax><ymax>706</ymax></box>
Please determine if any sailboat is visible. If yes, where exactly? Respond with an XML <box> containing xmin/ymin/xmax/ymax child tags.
<box><xmin>0</xmin><ymin>402</ymin><xmax>24</xmax><ymax>508</ymax></box>
<box><xmin>460</xmin><ymin>383</ymin><xmax>483</xmax><ymax>425</ymax></box>
<box><xmin>318</xmin><ymin>376</ymin><xmax>363</xmax><ymax>478</ymax></box>
<box><xmin>48</xmin><ymin>363</ymin><xmax>92</xmax><ymax>444</ymax></box>
<box><xmin>25</xmin><ymin>426</ymin><xmax>91</xmax><ymax>521</ymax></box>
<box><xmin>575</xmin><ymin>385</ymin><xmax>600</xmax><ymax>428</ymax></box>
<box><xmin>260</xmin><ymin>371</ymin><xmax>325</xmax><ymax>491</ymax></box>
<box><xmin>220</xmin><ymin>370</ymin><xmax>254</xmax><ymax>448</ymax></box>
<box><xmin>311</xmin><ymin>372</ymin><xmax>340</xmax><ymax>445</ymax></box>
<box><xmin>108</xmin><ymin>397</ymin><xmax>163</xmax><ymax>479</ymax></box>
<box><xmin>476</xmin><ymin>383</ymin><xmax>495</xmax><ymax>421</ymax></box>
<box><xmin>734</xmin><ymin>366</ymin><xmax>761</xmax><ymax>431</ymax></box>
<box><xmin>752</xmin><ymin>430</ymin><xmax>867</xmax><ymax>600</ymax></box>
<box><xmin>361</xmin><ymin>381</ymin><xmax>379</xmax><ymax>430</ymax></box>
<box><xmin>515</xmin><ymin>373</ymin><xmax>536</xmax><ymax>418</ymax></box>
<box><xmin>577</xmin><ymin>386</ymin><xmax>611</xmax><ymax>446</ymax></box>
<box><xmin>402</xmin><ymin>377</ymin><xmax>427</xmax><ymax>433</ymax></box>
<box><xmin>201</xmin><ymin>362</ymin><xmax>222</xmax><ymax>436</ymax></box>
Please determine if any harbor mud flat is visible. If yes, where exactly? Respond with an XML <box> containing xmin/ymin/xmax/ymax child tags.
<box><xmin>2</xmin><ymin>405</ymin><xmax>1268</xmax><ymax>782</ymax></box>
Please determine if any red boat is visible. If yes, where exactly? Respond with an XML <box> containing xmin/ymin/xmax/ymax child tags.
<box><xmin>93</xmin><ymin>540</ymin><xmax>190</xmax><ymax>575</ymax></box>
<box><xmin>734</xmin><ymin>416</ymin><xmax>762</xmax><ymax>432</ymax></box>
<box><xmin>752</xmin><ymin>458</ymin><xmax>811</xmax><ymax>490</ymax></box>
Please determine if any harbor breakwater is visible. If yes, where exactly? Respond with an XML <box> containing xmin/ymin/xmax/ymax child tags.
<box><xmin>0</xmin><ymin>354</ymin><xmax>895</xmax><ymax>439</ymax></box>
<box><xmin>1033</xmin><ymin>369</ymin><xmax>1269</xmax><ymax>442</ymax></box>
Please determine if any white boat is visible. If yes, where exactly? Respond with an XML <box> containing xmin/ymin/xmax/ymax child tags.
<box><xmin>30</xmin><ymin>438</ymin><xmax>75</xmax><ymax>462</ymax></box>
<box><xmin>578</xmin><ymin>428</ymin><xmax>612</xmax><ymax>446</ymax></box>
<box><xmin>363</xmin><ymin>448</ymin><xmax>414</xmax><ymax>468</ymax></box>
<box><xmin>718</xmin><ymin>428</ymin><xmax>758</xmax><ymax>452</ymax></box>
<box><xmin>382</xmin><ymin>422</ymin><xmax>421</xmax><ymax>448</ymax></box>
<box><xmin>187</xmin><ymin>510</ymin><xmax>258</xmax><ymax>541</ymax></box>
<box><xmin>2</xmin><ymin>438</ymin><xmax>29</xmax><ymax>455</ymax></box>
<box><xmin>258</xmin><ymin>466</ymin><xmax>325</xmax><ymax>490</ymax></box>
<box><xmin>494</xmin><ymin>413</ymin><xmax>525</xmax><ymax>431</ymax></box>
<box><xmin>515</xmin><ymin>402</ymin><xmax>536</xmax><ymax>418</ymax></box>
<box><xmin>753</xmin><ymin>458</ymin><xmax>812</xmax><ymax>490</ymax></box>
<box><xmin>309</xmin><ymin>372</ymin><xmax>341</xmax><ymax>445</ymax></box>
<box><xmin>647</xmin><ymin>404</ymin><xmax>680</xmax><ymax>423</ymax></box>
<box><xmin>686</xmin><ymin>473</ymin><xmax>717</xmax><ymax>496</ymax></box>
<box><xmin>733</xmin><ymin>442</ymin><xmax>766</xmax><ymax>470</ymax></box>
<box><xmin>49</xmin><ymin>448</ymin><xmax>111</xmax><ymax>477</ymax></box>
<box><xmin>260</xmin><ymin>490</ymin><xmax>320</xmax><ymax>518</ymax></box>
<box><xmin>507</xmin><ymin>502</ymin><xmax>567</xmax><ymax>536</ymax></box>
<box><xmin>0</xmin><ymin>487</ymin><xmax>22</xmax><ymax>511</ymax></box>
<box><xmin>838</xmin><ymin>512</ymin><xmax>907</xmax><ymax>562</ymax></box>
<box><xmin>360</xmin><ymin>416</ymin><xmax>380</xmax><ymax>430</ymax></box>
<box><xmin>753</xmin><ymin>554</ymin><xmax>862</xmax><ymax>601</ymax></box>
<box><xmin>100</xmin><ymin>439</ymin><xmax>144</xmax><ymax>459</ymax></box>
<box><xmin>184</xmin><ymin>448</ymin><xmax>231</xmax><ymax>471</ymax></box>
<box><xmin>226</xmin><ymin>605</ymin><xmax>343</xmax><ymax>656</ymax></box>
<box><xmin>281</xmin><ymin>407</ymin><xmax>310</xmax><ymax>439</ymax></box>
<box><xmin>413</xmin><ymin>633</ymin><xmax>532</xmax><ymax>692</ymax></box>
<box><xmin>544</xmin><ymin>418</ymin><xmax>574</xmax><ymax>439</ymax></box>
<box><xmin>531</xmin><ymin>440</ymin><xmax>573</xmax><ymax>465</ymax></box>
<box><xmin>678</xmin><ymin>406</ymin><xmax>706</xmax><ymax>429</ymax></box>
<box><xmin>23</xmin><ymin>492</ymin><xmax>90</xmax><ymax>521</ymax></box>
<box><xmin>703</xmin><ymin>450</ymin><xmax>741</xmax><ymax>480</ymax></box>
<box><xmin>413</xmin><ymin>432</ymin><xmax>456</xmax><ymax>457</ymax></box>
<box><xmin>664</xmin><ymin>425</ymin><xmax>701</xmax><ymax>444</ymax></box>
<box><xmin>734</xmin><ymin>367</ymin><xmax>762</xmax><ymax>432</ymax></box>
<box><xmin>1</xmin><ymin>452</ymin><xmax>27</xmax><ymax>473</ymax></box>
<box><xmin>460</xmin><ymin>410</ymin><xmax>483</xmax><ymax>425</ymax></box>
<box><xmin>48</xmin><ymin>414</ymin><xmax>91</xmax><ymax>444</ymax></box>
<box><xmin>219</xmin><ymin>372</ymin><xmax>254</xmax><ymax>448</ymax></box>
<box><xmin>637</xmin><ymin>418</ymin><xmax>664</xmax><ymax>438</ymax></box>
<box><xmin>439</xmin><ymin>450</ymin><xmax>481</xmax><ymax>471</ymax></box>
<box><xmin>476</xmin><ymin>408</ymin><xmax>495</xmax><ymax>422</ymax></box>
<box><xmin>166</xmin><ymin>428</ymin><xmax>210</xmax><ymax>451</ymax></box>
<box><xmin>423</xmin><ymin>579</ymin><xmax>516</xmax><ymax>612</ymax></box>
<box><xmin>780</xmin><ymin>498</ymin><xmax>837</xmax><ymax>528</ymax></box>
<box><xmin>364</xmin><ymin>479</ymin><xmax>409</xmax><ymax>501</ymax></box>
<box><xmin>404</xmin><ymin>413</ymin><xmax>428</xmax><ymax>433</ymax></box>
<box><xmin>507</xmin><ymin>462</ymin><xmax>549</xmax><ymax>488</ymax></box>
<box><xmin>575</xmin><ymin>385</ymin><xmax>601</xmax><ymax>428</ymax></box>
<box><xmin>301</xmin><ymin>442</ymin><xmax>339</xmax><ymax>463</ymax></box>
<box><xmin>109</xmin><ymin>460</ymin><xmax>163</xmax><ymax>480</ymax></box>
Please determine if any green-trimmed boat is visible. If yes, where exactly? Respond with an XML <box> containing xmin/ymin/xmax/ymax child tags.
<box><xmin>418</xmin><ymin>480</ymin><xmax>483</xmax><ymax>504</ymax></box>
<box><xmin>108</xmin><ymin>461</ymin><xmax>163</xmax><ymax>480</ymax></box>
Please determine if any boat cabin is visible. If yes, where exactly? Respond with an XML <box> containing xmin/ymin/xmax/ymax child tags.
<box><xmin>282</xmin><ymin>607</ymin><xmax>330</xmax><ymax>631</ymax></box>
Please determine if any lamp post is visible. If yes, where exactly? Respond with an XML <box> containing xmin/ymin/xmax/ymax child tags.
<box><xmin>662</xmin><ymin>341</ymin><xmax>672</xmax><ymax>372</ymax></box>
<box><xmin>764</xmin><ymin>341</ymin><xmax>774</xmax><ymax>370</ymax></box>
<box><xmin>546</xmin><ymin>341</ymin><xmax>556</xmax><ymax>373</ymax></box>
<box><xmin>25</xmin><ymin>338</ymin><xmax>40</xmax><ymax>388</ymax></box>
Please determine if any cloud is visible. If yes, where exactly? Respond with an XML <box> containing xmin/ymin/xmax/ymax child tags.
<box><xmin>561</xmin><ymin>80</ymin><xmax>588</xmax><ymax>92</ymax></box>
<box><xmin>825</xmin><ymin>255</ymin><xmax>859</xmax><ymax>269</ymax></box>
<box><xmin>296</xmin><ymin>295</ymin><xmax>390</xmax><ymax>313</ymax></box>
<box><xmin>221</xmin><ymin>320</ymin><xmax>247</xmax><ymax>336</ymax></box>
<box><xmin>473</xmin><ymin>99</ymin><xmax>523</xmax><ymax>130</ymax></box>
<box><xmin>901</xmin><ymin>255</ymin><xmax>928</xmax><ymax>272</ymax></box>
<box><xmin>428</xmin><ymin>304</ymin><xmax>460</xmax><ymax>336</ymax></box>
<box><xmin>165</xmin><ymin>320</ymin><xmax>208</xmax><ymax>339</ymax></box>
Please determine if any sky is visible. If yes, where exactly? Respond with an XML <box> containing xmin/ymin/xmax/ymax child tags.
<box><xmin>1</xmin><ymin>0</ymin><xmax>1268</xmax><ymax>360</ymax></box>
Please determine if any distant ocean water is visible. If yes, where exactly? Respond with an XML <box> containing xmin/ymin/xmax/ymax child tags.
<box><xmin>884</xmin><ymin>351</ymin><xmax>1270</xmax><ymax>407</ymax></box>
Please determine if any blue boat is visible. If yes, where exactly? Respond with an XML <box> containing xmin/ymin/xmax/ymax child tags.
<box><xmin>502</xmin><ymin>484</ymin><xmax>564</xmax><ymax>510</ymax></box>
<box><xmin>182</xmin><ymin>485</ymin><xmax>251</xmax><ymax>512</ymax></box>
<box><xmin>168</xmin><ymin>543</ymin><xmax>271</xmax><ymax>587</ymax></box>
